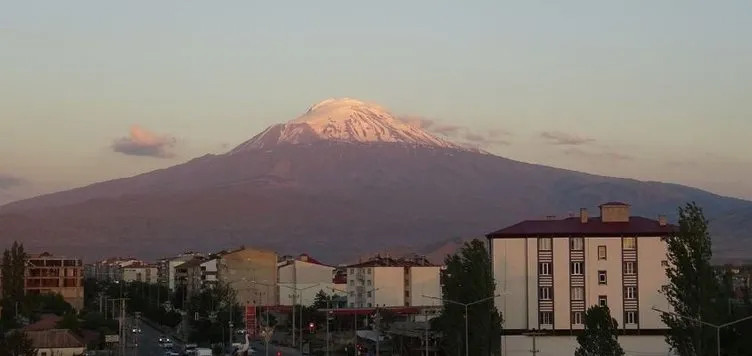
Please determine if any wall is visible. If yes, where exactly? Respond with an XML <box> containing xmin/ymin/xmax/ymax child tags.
<box><xmin>492</xmin><ymin>238</ymin><xmax>530</xmax><ymax>330</ymax></box>
<box><xmin>373</xmin><ymin>267</ymin><xmax>404</xmax><ymax>307</ymax></box>
<box><xmin>277</xmin><ymin>260</ymin><xmax>336</xmax><ymax>306</ymax></box>
<box><xmin>501</xmin><ymin>335</ymin><xmax>674</xmax><ymax>356</ymax></box>
<box><xmin>409</xmin><ymin>266</ymin><xmax>441</xmax><ymax>306</ymax></box>
<box><xmin>219</xmin><ymin>248</ymin><xmax>278</xmax><ymax>306</ymax></box>
<box><xmin>638</xmin><ymin>236</ymin><xmax>671</xmax><ymax>329</ymax></box>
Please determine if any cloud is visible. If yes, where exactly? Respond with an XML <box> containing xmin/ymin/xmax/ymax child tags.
<box><xmin>563</xmin><ymin>148</ymin><xmax>632</xmax><ymax>161</ymax></box>
<box><xmin>399</xmin><ymin>116</ymin><xmax>511</xmax><ymax>148</ymax></box>
<box><xmin>0</xmin><ymin>174</ymin><xmax>26</xmax><ymax>190</ymax></box>
<box><xmin>112</xmin><ymin>125</ymin><xmax>176</xmax><ymax>158</ymax></box>
<box><xmin>541</xmin><ymin>131</ymin><xmax>596</xmax><ymax>146</ymax></box>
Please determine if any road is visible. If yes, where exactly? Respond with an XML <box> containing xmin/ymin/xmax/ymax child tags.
<box><xmin>251</xmin><ymin>341</ymin><xmax>302</xmax><ymax>356</ymax></box>
<box><xmin>125</xmin><ymin>316</ymin><xmax>182</xmax><ymax>356</ymax></box>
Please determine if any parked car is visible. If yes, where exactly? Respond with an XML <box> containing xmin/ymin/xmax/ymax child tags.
<box><xmin>131</xmin><ymin>328</ymin><xmax>142</xmax><ymax>333</ymax></box>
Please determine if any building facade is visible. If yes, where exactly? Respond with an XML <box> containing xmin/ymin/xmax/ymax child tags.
<box><xmin>216</xmin><ymin>247</ymin><xmax>278</xmax><ymax>306</ymax></box>
<box><xmin>25</xmin><ymin>253</ymin><xmax>84</xmax><ymax>310</ymax></box>
<box><xmin>278</xmin><ymin>254</ymin><xmax>342</xmax><ymax>306</ymax></box>
<box><xmin>122</xmin><ymin>264</ymin><xmax>159</xmax><ymax>284</ymax></box>
<box><xmin>84</xmin><ymin>258</ymin><xmax>142</xmax><ymax>281</ymax></box>
<box><xmin>157</xmin><ymin>251</ymin><xmax>204</xmax><ymax>291</ymax></box>
<box><xmin>486</xmin><ymin>202</ymin><xmax>675</xmax><ymax>356</ymax></box>
<box><xmin>345</xmin><ymin>255</ymin><xmax>441</xmax><ymax>308</ymax></box>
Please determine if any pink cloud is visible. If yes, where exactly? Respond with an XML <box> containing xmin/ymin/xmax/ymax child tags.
<box><xmin>112</xmin><ymin>125</ymin><xmax>176</xmax><ymax>158</ymax></box>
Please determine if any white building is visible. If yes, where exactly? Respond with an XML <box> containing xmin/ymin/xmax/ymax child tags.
<box><xmin>345</xmin><ymin>255</ymin><xmax>441</xmax><ymax>308</ymax></box>
<box><xmin>487</xmin><ymin>202</ymin><xmax>676</xmax><ymax>356</ymax></box>
<box><xmin>158</xmin><ymin>251</ymin><xmax>204</xmax><ymax>291</ymax></box>
<box><xmin>278</xmin><ymin>254</ymin><xmax>343</xmax><ymax>306</ymax></box>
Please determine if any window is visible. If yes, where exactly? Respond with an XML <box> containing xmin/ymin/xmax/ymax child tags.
<box><xmin>350</xmin><ymin>303</ymin><xmax>354</xmax><ymax>308</ymax></box>
<box><xmin>598</xmin><ymin>295</ymin><xmax>608</xmax><ymax>307</ymax></box>
<box><xmin>367</xmin><ymin>291</ymin><xmax>372</xmax><ymax>297</ymax></box>
<box><xmin>624</xmin><ymin>261</ymin><xmax>636</xmax><ymax>275</ymax></box>
<box><xmin>539</xmin><ymin>262</ymin><xmax>551</xmax><ymax>276</ymax></box>
<box><xmin>349</xmin><ymin>280</ymin><xmax>354</xmax><ymax>286</ymax></box>
<box><xmin>366</xmin><ymin>280</ymin><xmax>372</xmax><ymax>286</ymax></box>
<box><xmin>571</xmin><ymin>287</ymin><xmax>584</xmax><ymax>301</ymax></box>
<box><xmin>539</xmin><ymin>287</ymin><xmax>551</xmax><ymax>300</ymax></box>
<box><xmin>404</xmin><ymin>290</ymin><xmax>410</xmax><ymax>298</ymax></box>
<box><xmin>539</xmin><ymin>311</ymin><xmax>553</xmax><ymax>325</ymax></box>
<box><xmin>626</xmin><ymin>311</ymin><xmax>638</xmax><ymax>324</ymax></box>
<box><xmin>625</xmin><ymin>286</ymin><xmax>637</xmax><ymax>300</ymax></box>
<box><xmin>367</xmin><ymin>303</ymin><xmax>372</xmax><ymax>307</ymax></box>
<box><xmin>571</xmin><ymin>261</ymin><xmax>583</xmax><ymax>275</ymax></box>
<box><xmin>366</xmin><ymin>268</ymin><xmax>372</xmax><ymax>275</ymax></box>
<box><xmin>598</xmin><ymin>246</ymin><xmax>607</xmax><ymax>260</ymax></box>
<box><xmin>349</xmin><ymin>268</ymin><xmax>354</xmax><ymax>274</ymax></box>
<box><xmin>349</xmin><ymin>291</ymin><xmax>355</xmax><ymax>297</ymax></box>
<box><xmin>598</xmin><ymin>271</ymin><xmax>607</xmax><ymax>285</ymax></box>
<box><xmin>623</xmin><ymin>237</ymin><xmax>636</xmax><ymax>250</ymax></box>
<box><xmin>572</xmin><ymin>312</ymin><xmax>583</xmax><ymax>325</ymax></box>
<box><xmin>570</xmin><ymin>237</ymin><xmax>584</xmax><ymax>251</ymax></box>
<box><xmin>538</xmin><ymin>238</ymin><xmax>552</xmax><ymax>251</ymax></box>
<box><xmin>661</xmin><ymin>260</ymin><xmax>669</xmax><ymax>267</ymax></box>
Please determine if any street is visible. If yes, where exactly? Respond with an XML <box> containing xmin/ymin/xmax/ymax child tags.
<box><xmin>125</xmin><ymin>317</ymin><xmax>183</xmax><ymax>356</ymax></box>
<box><xmin>250</xmin><ymin>341</ymin><xmax>302</xmax><ymax>356</ymax></box>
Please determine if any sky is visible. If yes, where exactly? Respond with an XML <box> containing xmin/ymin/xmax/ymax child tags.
<box><xmin>1</xmin><ymin>1</ymin><xmax>751</xmax><ymax>204</ymax></box>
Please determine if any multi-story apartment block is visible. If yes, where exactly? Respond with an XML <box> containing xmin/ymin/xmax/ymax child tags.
<box><xmin>487</xmin><ymin>202</ymin><xmax>676</xmax><ymax>356</ymax></box>
<box><xmin>84</xmin><ymin>257</ymin><xmax>142</xmax><ymax>281</ymax></box>
<box><xmin>216</xmin><ymin>247</ymin><xmax>278</xmax><ymax>307</ymax></box>
<box><xmin>122</xmin><ymin>263</ymin><xmax>159</xmax><ymax>284</ymax></box>
<box><xmin>345</xmin><ymin>255</ymin><xmax>441</xmax><ymax>308</ymax></box>
<box><xmin>278</xmin><ymin>254</ymin><xmax>344</xmax><ymax>306</ymax></box>
<box><xmin>175</xmin><ymin>256</ymin><xmax>219</xmax><ymax>297</ymax></box>
<box><xmin>25</xmin><ymin>253</ymin><xmax>84</xmax><ymax>310</ymax></box>
<box><xmin>157</xmin><ymin>251</ymin><xmax>204</xmax><ymax>291</ymax></box>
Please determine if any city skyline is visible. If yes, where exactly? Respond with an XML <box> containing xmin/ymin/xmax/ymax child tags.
<box><xmin>2</xmin><ymin>1</ymin><xmax>752</xmax><ymax>204</ymax></box>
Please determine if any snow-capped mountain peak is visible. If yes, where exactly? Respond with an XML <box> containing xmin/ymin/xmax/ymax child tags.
<box><xmin>230</xmin><ymin>98</ymin><xmax>467</xmax><ymax>153</ymax></box>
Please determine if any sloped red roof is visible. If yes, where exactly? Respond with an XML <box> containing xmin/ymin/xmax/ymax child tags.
<box><xmin>22</xmin><ymin>314</ymin><xmax>63</xmax><ymax>331</ymax></box>
<box><xmin>25</xmin><ymin>329</ymin><xmax>85</xmax><ymax>349</ymax></box>
<box><xmin>487</xmin><ymin>216</ymin><xmax>676</xmax><ymax>238</ymax></box>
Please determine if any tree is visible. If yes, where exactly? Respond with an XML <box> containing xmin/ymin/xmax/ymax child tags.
<box><xmin>661</xmin><ymin>202</ymin><xmax>724</xmax><ymax>356</ymax></box>
<box><xmin>434</xmin><ymin>239</ymin><xmax>502</xmax><ymax>356</ymax></box>
<box><xmin>575</xmin><ymin>305</ymin><xmax>624</xmax><ymax>356</ymax></box>
<box><xmin>312</xmin><ymin>290</ymin><xmax>331</xmax><ymax>310</ymax></box>
<box><xmin>1</xmin><ymin>242</ymin><xmax>27</xmax><ymax>323</ymax></box>
<box><xmin>57</xmin><ymin>311</ymin><xmax>82</xmax><ymax>334</ymax></box>
<box><xmin>186</xmin><ymin>282</ymin><xmax>241</xmax><ymax>344</ymax></box>
<box><xmin>0</xmin><ymin>330</ymin><xmax>37</xmax><ymax>356</ymax></box>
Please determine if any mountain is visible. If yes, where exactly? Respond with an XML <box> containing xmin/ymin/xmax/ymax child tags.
<box><xmin>1</xmin><ymin>98</ymin><xmax>751</xmax><ymax>263</ymax></box>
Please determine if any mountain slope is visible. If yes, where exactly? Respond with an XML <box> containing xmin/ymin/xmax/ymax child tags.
<box><xmin>1</xmin><ymin>99</ymin><xmax>750</xmax><ymax>262</ymax></box>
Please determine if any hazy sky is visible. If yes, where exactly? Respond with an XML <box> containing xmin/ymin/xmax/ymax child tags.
<box><xmin>1</xmin><ymin>1</ymin><xmax>751</xmax><ymax>204</ymax></box>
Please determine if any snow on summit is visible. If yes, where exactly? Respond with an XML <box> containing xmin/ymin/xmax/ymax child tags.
<box><xmin>230</xmin><ymin>98</ymin><xmax>468</xmax><ymax>153</ymax></box>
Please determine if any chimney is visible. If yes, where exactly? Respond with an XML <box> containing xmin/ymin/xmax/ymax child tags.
<box><xmin>580</xmin><ymin>208</ymin><xmax>588</xmax><ymax>223</ymax></box>
<box><xmin>658</xmin><ymin>215</ymin><xmax>667</xmax><ymax>226</ymax></box>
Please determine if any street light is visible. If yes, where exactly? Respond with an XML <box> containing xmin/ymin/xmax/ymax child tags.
<box><xmin>423</xmin><ymin>294</ymin><xmax>503</xmax><ymax>356</ymax></box>
<box><xmin>652</xmin><ymin>306</ymin><xmax>752</xmax><ymax>356</ymax></box>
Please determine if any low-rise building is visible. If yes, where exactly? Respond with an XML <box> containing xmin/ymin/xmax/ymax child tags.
<box><xmin>345</xmin><ymin>255</ymin><xmax>441</xmax><ymax>308</ymax></box>
<box><xmin>25</xmin><ymin>253</ymin><xmax>84</xmax><ymax>310</ymax></box>
<box><xmin>486</xmin><ymin>202</ymin><xmax>676</xmax><ymax>356</ymax></box>
<box><xmin>278</xmin><ymin>254</ymin><xmax>344</xmax><ymax>306</ymax></box>
<box><xmin>25</xmin><ymin>329</ymin><xmax>86</xmax><ymax>356</ymax></box>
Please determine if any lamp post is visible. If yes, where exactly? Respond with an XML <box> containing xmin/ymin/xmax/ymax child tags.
<box><xmin>652</xmin><ymin>306</ymin><xmax>752</xmax><ymax>356</ymax></box>
<box><xmin>423</xmin><ymin>294</ymin><xmax>502</xmax><ymax>356</ymax></box>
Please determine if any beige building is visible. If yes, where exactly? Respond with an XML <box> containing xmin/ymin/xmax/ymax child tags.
<box><xmin>278</xmin><ymin>254</ymin><xmax>343</xmax><ymax>306</ymax></box>
<box><xmin>486</xmin><ymin>202</ymin><xmax>676</xmax><ymax>356</ymax></box>
<box><xmin>345</xmin><ymin>255</ymin><xmax>441</xmax><ymax>308</ymax></box>
<box><xmin>25</xmin><ymin>253</ymin><xmax>84</xmax><ymax>310</ymax></box>
<box><xmin>122</xmin><ymin>263</ymin><xmax>159</xmax><ymax>284</ymax></box>
<box><xmin>175</xmin><ymin>256</ymin><xmax>218</xmax><ymax>297</ymax></box>
<box><xmin>157</xmin><ymin>251</ymin><xmax>204</xmax><ymax>291</ymax></box>
<box><xmin>217</xmin><ymin>247</ymin><xmax>278</xmax><ymax>306</ymax></box>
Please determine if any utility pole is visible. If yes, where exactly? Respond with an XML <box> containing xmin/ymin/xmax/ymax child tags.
<box><xmin>109</xmin><ymin>298</ymin><xmax>129</xmax><ymax>356</ymax></box>
<box><xmin>374</xmin><ymin>310</ymin><xmax>381</xmax><ymax>356</ymax></box>
<box><xmin>522</xmin><ymin>330</ymin><xmax>545</xmax><ymax>356</ymax></box>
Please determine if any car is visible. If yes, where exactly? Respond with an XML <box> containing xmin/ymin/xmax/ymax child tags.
<box><xmin>158</xmin><ymin>336</ymin><xmax>171</xmax><ymax>343</ymax></box>
<box><xmin>131</xmin><ymin>328</ymin><xmax>142</xmax><ymax>333</ymax></box>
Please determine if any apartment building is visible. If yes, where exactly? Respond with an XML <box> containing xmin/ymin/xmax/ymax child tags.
<box><xmin>345</xmin><ymin>255</ymin><xmax>441</xmax><ymax>308</ymax></box>
<box><xmin>25</xmin><ymin>253</ymin><xmax>84</xmax><ymax>310</ymax></box>
<box><xmin>278</xmin><ymin>254</ymin><xmax>343</xmax><ymax>306</ymax></box>
<box><xmin>216</xmin><ymin>247</ymin><xmax>278</xmax><ymax>306</ymax></box>
<box><xmin>84</xmin><ymin>257</ymin><xmax>142</xmax><ymax>281</ymax></box>
<box><xmin>122</xmin><ymin>263</ymin><xmax>159</xmax><ymax>284</ymax></box>
<box><xmin>175</xmin><ymin>256</ymin><xmax>218</xmax><ymax>297</ymax></box>
<box><xmin>157</xmin><ymin>251</ymin><xmax>204</xmax><ymax>291</ymax></box>
<box><xmin>486</xmin><ymin>202</ymin><xmax>676</xmax><ymax>356</ymax></box>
